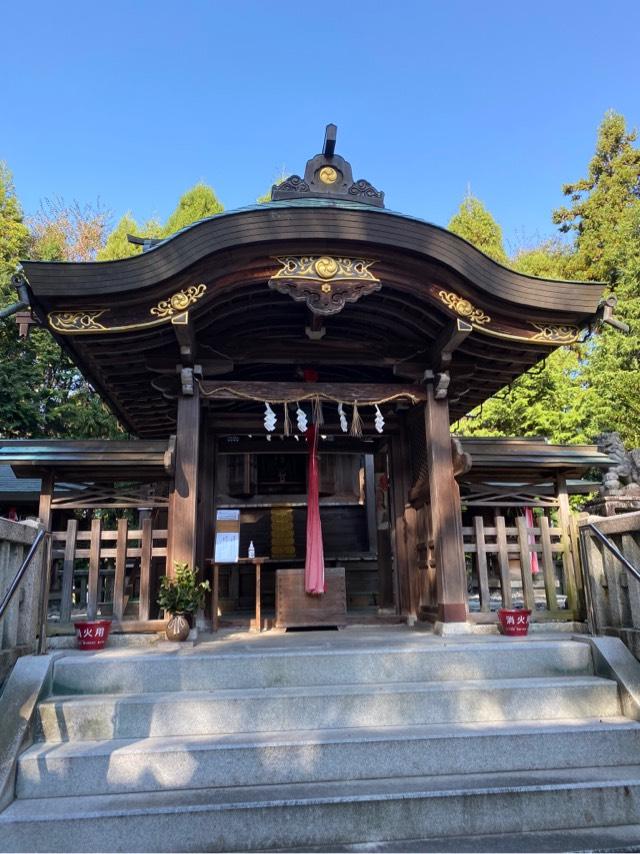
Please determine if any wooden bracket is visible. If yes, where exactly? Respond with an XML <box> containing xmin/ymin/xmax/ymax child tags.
<box><xmin>305</xmin><ymin>312</ymin><xmax>326</xmax><ymax>340</ymax></box>
<box><xmin>423</xmin><ymin>369</ymin><xmax>450</xmax><ymax>400</ymax></box>
<box><xmin>432</xmin><ymin>318</ymin><xmax>472</xmax><ymax>370</ymax></box>
<box><xmin>171</xmin><ymin>311</ymin><xmax>196</xmax><ymax>365</ymax></box>
<box><xmin>179</xmin><ymin>364</ymin><xmax>202</xmax><ymax>396</ymax></box>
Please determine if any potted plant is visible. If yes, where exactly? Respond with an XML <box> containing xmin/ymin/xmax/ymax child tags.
<box><xmin>157</xmin><ymin>561</ymin><xmax>210</xmax><ymax>641</ymax></box>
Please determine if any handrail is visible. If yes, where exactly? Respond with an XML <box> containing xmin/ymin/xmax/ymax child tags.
<box><xmin>0</xmin><ymin>528</ymin><xmax>46</xmax><ymax>621</ymax></box>
<box><xmin>583</xmin><ymin>521</ymin><xmax>640</xmax><ymax>585</ymax></box>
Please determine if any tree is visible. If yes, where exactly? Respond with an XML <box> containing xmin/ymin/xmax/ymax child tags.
<box><xmin>455</xmin><ymin>346</ymin><xmax>592</xmax><ymax>444</ymax></box>
<box><xmin>28</xmin><ymin>197</ymin><xmax>109</xmax><ymax>262</ymax></box>
<box><xmin>0</xmin><ymin>180</ymin><xmax>122</xmax><ymax>439</ymax></box>
<box><xmin>511</xmin><ymin>238</ymin><xmax>573</xmax><ymax>280</ymax></box>
<box><xmin>583</xmin><ymin>201</ymin><xmax>640</xmax><ymax>446</ymax></box>
<box><xmin>552</xmin><ymin>111</ymin><xmax>640</xmax><ymax>282</ymax></box>
<box><xmin>162</xmin><ymin>182</ymin><xmax>223</xmax><ymax>237</ymax></box>
<box><xmin>456</xmin><ymin>112</ymin><xmax>640</xmax><ymax>446</ymax></box>
<box><xmin>0</xmin><ymin>162</ymin><xmax>29</xmax><ymax>300</ymax></box>
<box><xmin>97</xmin><ymin>213</ymin><xmax>162</xmax><ymax>261</ymax></box>
<box><xmin>447</xmin><ymin>194</ymin><xmax>508</xmax><ymax>265</ymax></box>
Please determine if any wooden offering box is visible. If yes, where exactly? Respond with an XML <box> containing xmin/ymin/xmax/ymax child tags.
<box><xmin>275</xmin><ymin>567</ymin><xmax>347</xmax><ymax>629</ymax></box>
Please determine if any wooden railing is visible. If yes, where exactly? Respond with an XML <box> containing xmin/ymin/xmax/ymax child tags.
<box><xmin>579</xmin><ymin>511</ymin><xmax>640</xmax><ymax>656</ymax></box>
<box><xmin>463</xmin><ymin>514</ymin><xmax>582</xmax><ymax>620</ymax></box>
<box><xmin>0</xmin><ymin>519</ymin><xmax>46</xmax><ymax>680</ymax></box>
<box><xmin>48</xmin><ymin>517</ymin><xmax>168</xmax><ymax>630</ymax></box>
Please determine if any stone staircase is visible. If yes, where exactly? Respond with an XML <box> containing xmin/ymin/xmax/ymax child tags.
<box><xmin>2</xmin><ymin>631</ymin><xmax>640</xmax><ymax>852</ymax></box>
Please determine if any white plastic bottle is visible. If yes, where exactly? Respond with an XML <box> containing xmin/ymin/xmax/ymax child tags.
<box><xmin>248</xmin><ymin>541</ymin><xmax>255</xmax><ymax>559</ymax></box>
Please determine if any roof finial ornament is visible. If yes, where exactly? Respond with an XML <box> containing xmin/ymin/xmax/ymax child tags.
<box><xmin>271</xmin><ymin>124</ymin><xmax>385</xmax><ymax>208</ymax></box>
<box><xmin>323</xmin><ymin>123</ymin><xmax>337</xmax><ymax>158</ymax></box>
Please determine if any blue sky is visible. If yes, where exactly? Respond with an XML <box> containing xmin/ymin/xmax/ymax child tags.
<box><xmin>3</xmin><ymin>0</ymin><xmax>639</xmax><ymax>253</ymax></box>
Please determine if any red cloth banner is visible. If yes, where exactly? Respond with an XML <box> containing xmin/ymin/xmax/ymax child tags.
<box><xmin>304</xmin><ymin>424</ymin><xmax>325</xmax><ymax>594</ymax></box>
<box><xmin>524</xmin><ymin>507</ymin><xmax>540</xmax><ymax>574</ymax></box>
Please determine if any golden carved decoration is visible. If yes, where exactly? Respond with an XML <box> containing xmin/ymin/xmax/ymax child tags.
<box><xmin>150</xmin><ymin>284</ymin><xmax>207</xmax><ymax>319</ymax></box>
<box><xmin>269</xmin><ymin>256</ymin><xmax>381</xmax><ymax>316</ymax></box>
<box><xmin>319</xmin><ymin>166</ymin><xmax>338</xmax><ymax>184</ymax></box>
<box><xmin>438</xmin><ymin>290</ymin><xmax>491</xmax><ymax>325</ymax></box>
<box><xmin>530</xmin><ymin>322</ymin><xmax>580</xmax><ymax>343</ymax></box>
<box><xmin>272</xmin><ymin>256</ymin><xmax>379</xmax><ymax>283</ymax></box>
<box><xmin>47</xmin><ymin>284</ymin><xmax>208</xmax><ymax>335</ymax></box>
<box><xmin>315</xmin><ymin>256</ymin><xmax>339</xmax><ymax>279</ymax></box>
<box><xmin>48</xmin><ymin>311</ymin><xmax>109</xmax><ymax>333</ymax></box>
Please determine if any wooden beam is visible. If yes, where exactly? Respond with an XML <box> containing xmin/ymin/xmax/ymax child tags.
<box><xmin>171</xmin><ymin>312</ymin><xmax>196</xmax><ymax>365</ymax></box>
<box><xmin>432</xmin><ymin>318</ymin><xmax>472</xmax><ymax>369</ymax></box>
<box><xmin>146</xmin><ymin>357</ymin><xmax>234</xmax><ymax>376</ymax></box>
<box><xmin>199</xmin><ymin>381</ymin><xmax>426</xmax><ymax>403</ymax></box>
<box><xmin>38</xmin><ymin>472</ymin><xmax>54</xmax><ymax>531</ymax></box>
<box><xmin>424</xmin><ymin>383</ymin><xmax>468</xmax><ymax>622</ymax></box>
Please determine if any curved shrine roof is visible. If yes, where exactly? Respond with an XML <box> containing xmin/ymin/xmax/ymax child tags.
<box><xmin>17</xmin><ymin>132</ymin><xmax>608</xmax><ymax>438</ymax></box>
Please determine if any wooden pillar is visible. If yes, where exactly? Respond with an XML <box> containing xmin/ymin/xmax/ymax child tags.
<box><xmin>168</xmin><ymin>385</ymin><xmax>201</xmax><ymax>570</ymax></box>
<box><xmin>424</xmin><ymin>383</ymin><xmax>468</xmax><ymax>622</ymax></box>
<box><xmin>196</xmin><ymin>416</ymin><xmax>216</xmax><ymax>574</ymax></box>
<box><xmin>390</xmin><ymin>429</ymin><xmax>414</xmax><ymax>618</ymax></box>
<box><xmin>556</xmin><ymin>473</ymin><xmax>579</xmax><ymax>613</ymax></box>
<box><xmin>38</xmin><ymin>471</ymin><xmax>54</xmax><ymax>530</ymax></box>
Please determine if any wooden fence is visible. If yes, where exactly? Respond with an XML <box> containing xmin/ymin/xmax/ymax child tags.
<box><xmin>579</xmin><ymin>511</ymin><xmax>640</xmax><ymax>657</ymax></box>
<box><xmin>0</xmin><ymin>519</ymin><xmax>45</xmax><ymax>680</ymax></box>
<box><xmin>463</xmin><ymin>514</ymin><xmax>582</xmax><ymax>620</ymax></box>
<box><xmin>48</xmin><ymin>517</ymin><xmax>168</xmax><ymax>631</ymax></box>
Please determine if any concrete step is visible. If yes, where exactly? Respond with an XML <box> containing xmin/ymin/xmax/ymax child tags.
<box><xmin>3</xmin><ymin>765</ymin><xmax>640</xmax><ymax>852</ymax></box>
<box><xmin>16</xmin><ymin>717</ymin><xmax>640</xmax><ymax>799</ymax></box>
<box><xmin>276</xmin><ymin>823</ymin><xmax>640</xmax><ymax>852</ymax></box>
<box><xmin>35</xmin><ymin>675</ymin><xmax>621</xmax><ymax>741</ymax></box>
<box><xmin>50</xmin><ymin>638</ymin><xmax>595</xmax><ymax>695</ymax></box>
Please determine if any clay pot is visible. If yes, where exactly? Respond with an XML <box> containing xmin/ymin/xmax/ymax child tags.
<box><xmin>166</xmin><ymin>612</ymin><xmax>190</xmax><ymax>642</ymax></box>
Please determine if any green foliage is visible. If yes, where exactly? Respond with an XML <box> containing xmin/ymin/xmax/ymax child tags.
<box><xmin>97</xmin><ymin>213</ymin><xmax>143</xmax><ymax>261</ymax></box>
<box><xmin>457</xmin><ymin>111</ymin><xmax>640</xmax><ymax>448</ymax></box>
<box><xmin>552</xmin><ymin>111</ymin><xmax>640</xmax><ymax>282</ymax></box>
<box><xmin>0</xmin><ymin>177</ymin><xmax>122</xmax><ymax>439</ymax></box>
<box><xmin>162</xmin><ymin>183</ymin><xmax>223</xmax><ymax>236</ymax></box>
<box><xmin>511</xmin><ymin>238</ymin><xmax>573</xmax><ymax>280</ymax></box>
<box><xmin>0</xmin><ymin>162</ymin><xmax>29</xmax><ymax>297</ymax></box>
<box><xmin>157</xmin><ymin>562</ymin><xmax>210</xmax><ymax>615</ymax></box>
<box><xmin>1</xmin><ymin>174</ymin><xmax>227</xmax><ymax>439</ymax></box>
<box><xmin>97</xmin><ymin>213</ymin><xmax>162</xmax><ymax>261</ymax></box>
<box><xmin>448</xmin><ymin>194</ymin><xmax>508</xmax><ymax>264</ymax></box>
<box><xmin>583</xmin><ymin>201</ymin><xmax>640</xmax><ymax>446</ymax></box>
<box><xmin>456</xmin><ymin>347</ymin><xmax>593</xmax><ymax>444</ymax></box>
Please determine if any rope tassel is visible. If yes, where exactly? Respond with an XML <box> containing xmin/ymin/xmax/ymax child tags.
<box><xmin>350</xmin><ymin>402</ymin><xmax>363</xmax><ymax>437</ymax></box>
<box><xmin>283</xmin><ymin>402</ymin><xmax>291</xmax><ymax>436</ymax></box>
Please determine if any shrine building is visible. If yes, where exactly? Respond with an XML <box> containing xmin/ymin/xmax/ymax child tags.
<box><xmin>0</xmin><ymin>126</ymin><xmax>617</xmax><ymax>634</ymax></box>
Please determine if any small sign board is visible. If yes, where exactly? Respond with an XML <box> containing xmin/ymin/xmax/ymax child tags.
<box><xmin>214</xmin><ymin>509</ymin><xmax>240</xmax><ymax>563</ymax></box>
